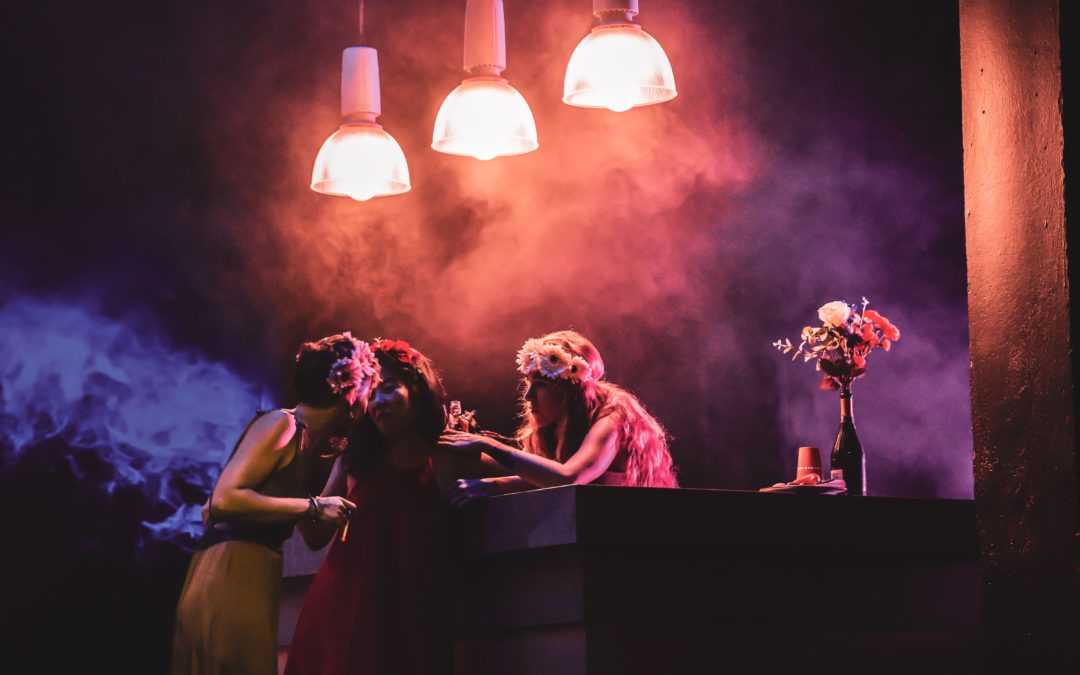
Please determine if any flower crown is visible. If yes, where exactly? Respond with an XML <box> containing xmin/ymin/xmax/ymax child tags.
<box><xmin>515</xmin><ymin>338</ymin><xmax>593</xmax><ymax>384</ymax></box>
<box><xmin>372</xmin><ymin>338</ymin><xmax>424</xmax><ymax>371</ymax></box>
<box><xmin>325</xmin><ymin>332</ymin><xmax>379</xmax><ymax>395</ymax></box>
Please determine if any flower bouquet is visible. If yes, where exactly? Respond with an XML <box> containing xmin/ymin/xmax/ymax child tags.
<box><xmin>773</xmin><ymin>298</ymin><xmax>901</xmax><ymax>391</ymax></box>
<box><xmin>772</xmin><ymin>298</ymin><xmax>901</xmax><ymax>496</ymax></box>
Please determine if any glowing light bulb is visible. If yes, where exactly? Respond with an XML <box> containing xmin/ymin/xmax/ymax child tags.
<box><xmin>312</xmin><ymin>123</ymin><xmax>410</xmax><ymax>200</ymax></box>
<box><xmin>432</xmin><ymin>78</ymin><xmax>538</xmax><ymax>159</ymax></box>
<box><xmin>432</xmin><ymin>0</ymin><xmax>538</xmax><ymax>160</ymax></box>
<box><xmin>311</xmin><ymin>46</ymin><xmax>410</xmax><ymax>200</ymax></box>
<box><xmin>603</xmin><ymin>85</ymin><xmax>639</xmax><ymax>112</ymax></box>
<box><xmin>564</xmin><ymin>22</ymin><xmax>677</xmax><ymax>112</ymax></box>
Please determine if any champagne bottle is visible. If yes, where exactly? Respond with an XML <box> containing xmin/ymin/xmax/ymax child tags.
<box><xmin>830</xmin><ymin>388</ymin><xmax>865</xmax><ymax>496</ymax></box>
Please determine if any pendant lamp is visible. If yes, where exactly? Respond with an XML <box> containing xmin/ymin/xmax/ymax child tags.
<box><xmin>563</xmin><ymin>0</ymin><xmax>677</xmax><ymax>112</ymax></box>
<box><xmin>311</xmin><ymin>2</ymin><xmax>410</xmax><ymax>201</ymax></box>
<box><xmin>432</xmin><ymin>0</ymin><xmax>538</xmax><ymax>160</ymax></box>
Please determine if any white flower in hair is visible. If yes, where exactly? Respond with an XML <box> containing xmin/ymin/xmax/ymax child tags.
<box><xmin>537</xmin><ymin>344</ymin><xmax>570</xmax><ymax>378</ymax></box>
<box><xmin>567</xmin><ymin>356</ymin><xmax>592</xmax><ymax>382</ymax></box>
<box><xmin>516</xmin><ymin>338</ymin><xmax>594</xmax><ymax>384</ymax></box>
<box><xmin>515</xmin><ymin>338</ymin><xmax>546</xmax><ymax>374</ymax></box>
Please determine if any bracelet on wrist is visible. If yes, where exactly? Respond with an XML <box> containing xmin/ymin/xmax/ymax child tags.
<box><xmin>307</xmin><ymin>495</ymin><xmax>320</xmax><ymax>520</ymax></box>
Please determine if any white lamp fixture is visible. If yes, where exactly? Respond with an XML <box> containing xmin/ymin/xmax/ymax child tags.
<box><xmin>311</xmin><ymin>3</ymin><xmax>410</xmax><ymax>201</ymax></box>
<box><xmin>432</xmin><ymin>0</ymin><xmax>538</xmax><ymax>160</ymax></box>
<box><xmin>563</xmin><ymin>0</ymin><xmax>677</xmax><ymax>112</ymax></box>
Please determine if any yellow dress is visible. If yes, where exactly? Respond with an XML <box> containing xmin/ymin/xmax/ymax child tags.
<box><xmin>171</xmin><ymin>539</ymin><xmax>283</xmax><ymax>675</ymax></box>
<box><xmin>171</xmin><ymin>411</ymin><xmax>308</xmax><ymax>675</ymax></box>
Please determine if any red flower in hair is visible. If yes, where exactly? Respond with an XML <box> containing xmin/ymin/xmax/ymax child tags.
<box><xmin>373</xmin><ymin>338</ymin><xmax>423</xmax><ymax>366</ymax></box>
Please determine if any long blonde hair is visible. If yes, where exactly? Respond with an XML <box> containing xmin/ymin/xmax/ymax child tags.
<box><xmin>516</xmin><ymin>330</ymin><xmax>678</xmax><ymax>488</ymax></box>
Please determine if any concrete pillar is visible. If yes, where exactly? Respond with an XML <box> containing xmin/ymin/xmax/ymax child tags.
<box><xmin>959</xmin><ymin>0</ymin><xmax>1079</xmax><ymax>670</ymax></box>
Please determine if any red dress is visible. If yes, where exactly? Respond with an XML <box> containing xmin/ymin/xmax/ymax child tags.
<box><xmin>284</xmin><ymin>455</ymin><xmax>452</xmax><ymax>675</ymax></box>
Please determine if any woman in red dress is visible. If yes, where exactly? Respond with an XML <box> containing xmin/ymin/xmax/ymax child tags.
<box><xmin>285</xmin><ymin>339</ymin><xmax>456</xmax><ymax>675</ymax></box>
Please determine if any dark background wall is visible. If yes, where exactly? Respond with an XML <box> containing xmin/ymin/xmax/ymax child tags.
<box><xmin>0</xmin><ymin>1</ymin><xmax>968</xmax><ymax>672</ymax></box>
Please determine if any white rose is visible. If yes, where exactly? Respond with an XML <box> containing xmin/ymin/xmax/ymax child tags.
<box><xmin>817</xmin><ymin>301</ymin><xmax>851</xmax><ymax>327</ymax></box>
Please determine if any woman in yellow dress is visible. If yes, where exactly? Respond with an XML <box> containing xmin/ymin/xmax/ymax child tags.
<box><xmin>171</xmin><ymin>332</ymin><xmax>379</xmax><ymax>675</ymax></box>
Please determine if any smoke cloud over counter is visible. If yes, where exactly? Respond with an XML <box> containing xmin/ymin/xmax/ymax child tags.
<box><xmin>2</xmin><ymin>0</ymin><xmax>970</xmax><ymax>512</ymax></box>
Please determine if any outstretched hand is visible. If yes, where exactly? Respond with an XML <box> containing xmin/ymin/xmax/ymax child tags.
<box><xmin>446</xmin><ymin>478</ymin><xmax>495</xmax><ymax>508</ymax></box>
<box><xmin>438</xmin><ymin>430</ymin><xmax>490</xmax><ymax>454</ymax></box>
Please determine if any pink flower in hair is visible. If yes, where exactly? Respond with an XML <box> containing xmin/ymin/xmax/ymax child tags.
<box><xmin>326</xmin><ymin>335</ymin><xmax>377</xmax><ymax>394</ymax></box>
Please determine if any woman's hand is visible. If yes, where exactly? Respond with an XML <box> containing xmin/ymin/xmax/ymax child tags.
<box><xmin>312</xmin><ymin>495</ymin><xmax>357</xmax><ymax>525</ymax></box>
<box><xmin>438</xmin><ymin>430</ymin><xmax>490</xmax><ymax>454</ymax></box>
<box><xmin>446</xmin><ymin>478</ymin><xmax>495</xmax><ymax>508</ymax></box>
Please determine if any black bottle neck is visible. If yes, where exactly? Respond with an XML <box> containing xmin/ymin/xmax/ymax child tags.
<box><xmin>839</xmin><ymin>391</ymin><xmax>854</xmax><ymax>419</ymax></box>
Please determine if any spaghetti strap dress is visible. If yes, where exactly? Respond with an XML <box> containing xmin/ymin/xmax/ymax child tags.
<box><xmin>284</xmin><ymin>453</ymin><xmax>452</xmax><ymax>675</ymax></box>
<box><xmin>171</xmin><ymin>410</ymin><xmax>308</xmax><ymax>675</ymax></box>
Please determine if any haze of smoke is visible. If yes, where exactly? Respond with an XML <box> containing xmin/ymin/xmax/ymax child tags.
<box><xmin>160</xmin><ymin>0</ymin><xmax>971</xmax><ymax>493</ymax></box>
<box><xmin>0</xmin><ymin>297</ymin><xmax>262</xmax><ymax>543</ymax></box>
<box><xmin>179</xmin><ymin>0</ymin><xmax>758</xmax><ymax>428</ymax></box>
<box><xmin>1</xmin><ymin>1</ymin><xmax>971</xmax><ymax>495</ymax></box>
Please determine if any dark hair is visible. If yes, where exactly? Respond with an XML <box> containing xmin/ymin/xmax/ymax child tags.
<box><xmin>344</xmin><ymin>340</ymin><xmax>447</xmax><ymax>475</ymax></box>
<box><xmin>294</xmin><ymin>333</ymin><xmax>370</xmax><ymax>408</ymax></box>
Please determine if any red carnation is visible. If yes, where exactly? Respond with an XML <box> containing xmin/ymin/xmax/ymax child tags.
<box><xmin>863</xmin><ymin>309</ymin><xmax>885</xmax><ymax>324</ymax></box>
<box><xmin>775</xmin><ymin>299</ymin><xmax>900</xmax><ymax>392</ymax></box>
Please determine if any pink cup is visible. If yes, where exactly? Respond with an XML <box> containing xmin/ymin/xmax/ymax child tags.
<box><xmin>796</xmin><ymin>446</ymin><xmax>823</xmax><ymax>481</ymax></box>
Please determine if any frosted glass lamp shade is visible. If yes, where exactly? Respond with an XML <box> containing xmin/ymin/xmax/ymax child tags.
<box><xmin>431</xmin><ymin>78</ymin><xmax>538</xmax><ymax>160</ymax></box>
<box><xmin>311</xmin><ymin>123</ymin><xmax>411</xmax><ymax>201</ymax></box>
<box><xmin>563</xmin><ymin>24</ymin><xmax>677</xmax><ymax>112</ymax></box>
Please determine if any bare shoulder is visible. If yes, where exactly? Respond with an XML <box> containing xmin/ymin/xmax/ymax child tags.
<box><xmin>240</xmin><ymin>410</ymin><xmax>297</xmax><ymax>454</ymax></box>
<box><xmin>587</xmin><ymin>414</ymin><xmax>620</xmax><ymax>438</ymax></box>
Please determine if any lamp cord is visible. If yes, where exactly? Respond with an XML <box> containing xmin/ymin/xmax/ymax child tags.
<box><xmin>358</xmin><ymin>0</ymin><xmax>365</xmax><ymax>44</ymax></box>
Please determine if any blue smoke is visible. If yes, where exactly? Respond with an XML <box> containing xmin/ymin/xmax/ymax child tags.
<box><xmin>0</xmin><ymin>297</ymin><xmax>262</xmax><ymax>545</ymax></box>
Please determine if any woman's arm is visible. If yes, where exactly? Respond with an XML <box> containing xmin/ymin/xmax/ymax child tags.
<box><xmin>296</xmin><ymin>455</ymin><xmax>350</xmax><ymax>550</ymax></box>
<box><xmin>440</xmin><ymin>415</ymin><xmax>621</xmax><ymax>489</ymax></box>
<box><xmin>445</xmin><ymin>475</ymin><xmax>534</xmax><ymax>508</ymax></box>
<box><xmin>430</xmin><ymin>446</ymin><xmax>509</xmax><ymax>494</ymax></box>
<box><xmin>210</xmin><ymin>411</ymin><xmax>354</xmax><ymax>524</ymax></box>
<box><xmin>432</xmin><ymin>447</ymin><xmax>521</xmax><ymax>507</ymax></box>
